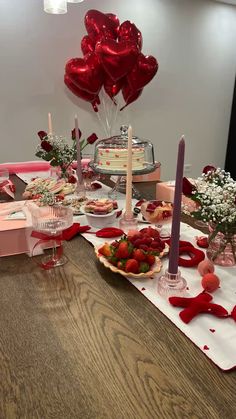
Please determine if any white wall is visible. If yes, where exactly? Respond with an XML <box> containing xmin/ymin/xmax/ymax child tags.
<box><xmin>0</xmin><ymin>0</ymin><xmax>235</xmax><ymax>180</ymax></box>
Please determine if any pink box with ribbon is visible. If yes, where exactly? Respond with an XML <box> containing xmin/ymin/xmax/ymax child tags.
<box><xmin>0</xmin><ymin>202</ymin><xmax>44</xmax><ymax>257</ymax></box>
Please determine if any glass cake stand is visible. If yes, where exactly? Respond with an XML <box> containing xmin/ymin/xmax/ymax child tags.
<box><xmin>89</xmin><ymin>162</ymin><xmax>160</xmax><ymax>199</ymax></box>
<box><xmin>90</xmin><ymin>125</ymin><xmax>159</xmax><ymax>199</ymax></box>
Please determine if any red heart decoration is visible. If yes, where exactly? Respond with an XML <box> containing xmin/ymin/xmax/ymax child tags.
<box><xmin>96</xmin><ymin>39</ymin><xmax>139</xmax><ymax>82</ymax></box>
<box><xmin>85</xmin><ymin>10</ymin><xmax>118</xmax><ymax>42</ymax></box>
<box><xmin>127</xmin><ymin>53</ymin><xmax>158</xmax><ymax>91</ymax></box>
<box><xmin>118</xmin><ymin>20</ymin><xmax>142</xmax><ymax>51</ymax></box>
<box><xmin>209</xmin><ymin>328</ymin><xmax>215</xmax><ymax>333</ymax></box>
<box><xmin>120</xmin><ymin>83</ymin><xmax>143</xmax><ymax>111</ymax></box>
<box><xmin>81</xmin><ymin>35</ymin><xmax>95</xmax><ymax>55</ymax></box>
<box><xmin>106</xmin><ymin>13</ymin><xmax>120</xmax><ymax>38</ymax></box>
<box><xmin>203</xmin><ymin>345</ymin><xmax>209</xmax><ymax>350</ymax></box>
<box><xmin>104</xmin><ymin>76</ymin><xmax>124</xmax><ymax>99</ymax></box>
<box><xmin>64</xmin><ymin>74</ymin><xmax>98</xmax><ymax>103</ymax></box>
<box><xmin>65</xmin><ymin>52</ymin><xmax>104</xmax><ymax>95</ymax></box>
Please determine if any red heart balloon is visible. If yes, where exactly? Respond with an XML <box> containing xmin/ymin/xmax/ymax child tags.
<box><xmin>120</xmin><ymin>84</ymin><xmax>143</xmax><ymax>111</ymax></box>
<box><xmin>106</xmin><ymin>13</ymin><xmax>120</xmax><ymax>37</ymax></box>
<box><xmin>104</xmin><ymin>76</ymin><xmax>124</xmax><ymax>99</ymax></box>
<box><xmin>65</xmin><ymin>52</ymin><xmax>105</xmax><ymax>95</ymax></box>
<box><xmin>127</xmin><ymin>53</ymin><xmax>158</xmax><ymax>91</ymax></box>
<box><xmin>96</xmin><ymin>39</ymin><xmax>139</xmax><ymax>82</ymax></box>
<box><xmin>118</xmin><ymin>20</ymin><xmax>142</xmax><ymax>51</ymax></box>
<box><xmin>85</xmin><ymin>10</ymin><xmax>118</xmax><ymax>42</ymax></box>
<box><xmin>81</xmin><ymin>35</ymin><xmax>95</xmax><ymax>55</ymax></box>
<box><xmin>64</xmin><ymin>74</ymin><xmax>98</xmax><ymax>103</ymax></box>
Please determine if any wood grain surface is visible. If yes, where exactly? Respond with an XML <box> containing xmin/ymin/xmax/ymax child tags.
<box><xmin>0</xmin><ymin>177</ymin><xmax>236</xmax><ymax>419</ymax></box>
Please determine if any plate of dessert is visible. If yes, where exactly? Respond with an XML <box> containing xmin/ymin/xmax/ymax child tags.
<box><xmin>22</xmin><ymin>177</ymin><xmax>76</xmax><ymax>199</ymax></box>
<box><xmin>134</xmin><ymin>200</ymin><xmax>173</xmax><ymax>225</ymax></box>
<box><xmin>82</xmin><ymin>198</ymin><xmax>118</xmax><ymax>228</ymax></box>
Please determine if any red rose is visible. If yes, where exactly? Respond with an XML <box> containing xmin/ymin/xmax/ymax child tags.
<box><xmin>87</xmin><ymin>133</ymin><xmax>98</xmax><ymax>144</ymax></box>
<box><xmin>41</xmin><ymin>140</ymin><xmax>53</xmax><ymax>152</ymax></box>
<box><xmin>71</xmin><ymin>128</ymin><xmax>82</xmax><ymax>140</ymax></box>
<box><xmin>182</xmin><ymin>177</ymin><xmax>195</xmax><ymax>196</ymax></box>
<box><xmin>202</xmin><ymin>165</ymin><xmax>216</xmax><ymax>174</ymax></box>
<box><xmin>38</xmin><ymin>131</ymin><xmax>47</xmax><ymax>140</ymax></box>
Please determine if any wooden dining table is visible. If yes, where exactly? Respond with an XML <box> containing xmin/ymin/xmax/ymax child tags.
<box><xmin>1</xmin><ymin>176</ymin><xmax>236</xmax><ymax>419</ymax></box>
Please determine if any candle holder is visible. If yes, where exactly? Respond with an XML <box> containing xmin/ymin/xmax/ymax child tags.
<box><xmin>157</xmin><ymin>269</ymin><xmax>187</xmax><ymax>298</ymax></box>
<box><xmin>119</xmin><ymin>212</ymin><xmax>138</xmax><ymax>234</ymax></box>
<box><xmin>75</xmin><ymin>179</ymin><xmax>86</xmax><ymax>200</ymax></box>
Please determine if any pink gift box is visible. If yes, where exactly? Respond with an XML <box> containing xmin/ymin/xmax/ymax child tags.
<box><xmin>156</xmin><ymin>181</ymin><xmax>197</xmax><ymax>210</ymax></box>
<box><xmin>0</xmin><ymin>202</ymin><xmax>46</xmax><ymax>257</ymax></box>
<box><xmin>133</xmin><ymin>162</ymin><xmax>161</xmax><ymax>183</ymax></box>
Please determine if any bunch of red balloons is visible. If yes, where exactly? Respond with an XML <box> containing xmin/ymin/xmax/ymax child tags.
<box><xmin>64</xmin><ymin>9</ymin><xmax>158</xmax><ymax>112</ymax></box>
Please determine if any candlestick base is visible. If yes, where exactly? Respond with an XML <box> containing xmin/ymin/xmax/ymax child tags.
<box><xmin>157</xmin><ymin>269</ymin><xmax>187</xmax><ymax>298</ymax></box>
<box><xmin>119</xmin><ymin>213</ymin><xmax>138</xmax><ymax>234</ymax></box>
<box><xmin>75</xmin><ymin>180</ymin><xmax>86</xmax><ymax>200</ymax></box>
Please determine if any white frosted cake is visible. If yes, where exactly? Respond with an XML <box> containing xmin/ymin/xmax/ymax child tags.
<box><xmin>97</xmin><ymin>147</ymin><xmax>145</xmax><ymax>171</ymax></box>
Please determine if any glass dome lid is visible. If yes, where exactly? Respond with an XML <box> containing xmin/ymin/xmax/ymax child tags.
<box><xmin>91</xmin><ymin>125</ymin><xmax>157</xmax><ymax>176</ymax></box>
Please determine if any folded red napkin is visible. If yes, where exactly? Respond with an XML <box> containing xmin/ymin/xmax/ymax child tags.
<box><xmin>31</xmin><ymin>223</ymin><xmax>91</xmax><ymax>242</ymax></box>
<box><xmin>62</xmin><ymin>223</ymin><xmax>91</xmax><ymax>240</ymax></box>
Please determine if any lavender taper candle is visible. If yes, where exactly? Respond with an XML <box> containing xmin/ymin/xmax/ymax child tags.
<box><xmin>75</xmin><ymin>115</ymin><xmax>83</xmax><ymax>184</ymax></box>
<box><xmin>168</xmin><ymin>136</ymin><xmax>185</xmax><ymax>274</ymax></box>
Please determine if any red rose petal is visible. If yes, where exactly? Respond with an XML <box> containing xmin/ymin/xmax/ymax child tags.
<box><xmin>209</xmin><ymin>329</ymin><xmax>215</xmax><ymax>333</ymax></box>
<box><xmin>203</xmin><ymin>345</ymin><xmax>209</xmax><ymax>350</ymax></box>
<box><xmin>141</xmin><ymin>287</ymin><xmax>146</xmax><ymax>291</ymax></box>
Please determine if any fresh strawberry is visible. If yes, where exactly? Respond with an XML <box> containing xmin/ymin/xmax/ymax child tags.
<box><xmin>139</xmin><ymin>262</ymin><xmax>150</xmax><ymax>273</ymax></box>
<box><xmin>117</xmin><ymin>259</ymin><xmax>127</xmax><ymax>270</ymax></box>
<box><xmin>133</xmin><ymin>238</ymin><xmax>142</xmax><ymax>248</ymax></box>
<box><xmin>115</xmin><ymin>240</ymin><xmax>133</xmax><ymax>259</ymax></box>
<box><xmin>146</xmin><ymin>254</ymin><xmax>156</xmax><ymax>266</ymax></box>
<box><xmin>99</xmin><ymin>243</ymin><xmax>112</xmax><ymax>257</ymax></box>
<box><xmin>140</xmin><ymin>227</ymin><xmax>160</xmax><ymax>239</ymax></box>
<box><xmin>146</xmin><ymin>203</ymin><xmax>156</xmax><ymax>213</ymax></box>
<box><xmin>108</xmin><ymin>255</ymin><xmax>118</xmax><ymax>266</ymax></box>
<box><xmin>125</xmin><ymin>259</ymin><xmax>139</xmax><ymax>274</ymax></box>
<box><xmin>139</xmin><ymin>244</ymin><xmax>149</xmax><ymax>251</ymax></box>
<box><xmin>196</xmin><ymin>236</ymin><xmax>208</xmax><ymax>248</ymax></box>
<box><xmin>111</xmin><ymin>241</ymin><xmax>119</xmax><ymax>248</ymax></box>
<box><xmin>133</xmin><ymin>249</ymin><xmax>146</xmax><ymax>262</ymax></box>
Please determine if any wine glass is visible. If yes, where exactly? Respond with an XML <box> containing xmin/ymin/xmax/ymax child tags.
<box><xmin>31</xmin><ymin>205</ymin><xmax>73</xmax><ymax>268</ymax></box>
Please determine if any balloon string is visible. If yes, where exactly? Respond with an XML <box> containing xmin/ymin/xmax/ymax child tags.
<box><xmin>96</xmin><ymin>109</ymin><xmax>109</xmax><ymax>137</ymax></box>
<box><xmin>101</xmin><ymin>89</ymin><xmax>111</xmax><ymax>137</ymax></box>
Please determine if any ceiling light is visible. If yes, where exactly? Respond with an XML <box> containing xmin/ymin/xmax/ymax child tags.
<box><xmin>44</xmin><ymin>0</ymin><xmax>67</xmax><ymax>14</ymax></box>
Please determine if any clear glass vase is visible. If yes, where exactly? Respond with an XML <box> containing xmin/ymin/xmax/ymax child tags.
<box><xmin>207</xmin><ymin>230</ymin><xmax>236</xmax><ymax>267</ymax></box>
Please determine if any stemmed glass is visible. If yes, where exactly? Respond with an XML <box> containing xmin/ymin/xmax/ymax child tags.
<box><xmin>31</xmin><ymin>205</ymin><xmax>73</xmax><ymax>268</ymax></box>
<box><xmin>140</xmin><ymin>200</ymin><xmax>173</xmax><ymax>238</ymax></box>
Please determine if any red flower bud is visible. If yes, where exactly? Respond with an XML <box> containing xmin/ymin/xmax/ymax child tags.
<box><xmin>202</xmin><ymin>165</ymin><xmax>216</xmax><ymax>175</ymax></box>
<box><xmin>182</xmin><ymin>177</ymin><xmax>195</xmax><ymax>196</ymax></box>
<box><xmin>41</xmin><ymin>140</ymin><xmax>53</xmax><ymax>152</ymax></box>
<box><xmin>38</xmin><ymin>131</ymin><xmax>47</xmax><ymax>140</ymax></box>
<box><xmin>87</xmin><ymin>133</ymin><xmax>98</xmax><ymax>144</ymax></box>
<box><xmin>71</xmin><ymin>128</ymin><xmax>82</xmax><ymax>140</ymax></box>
